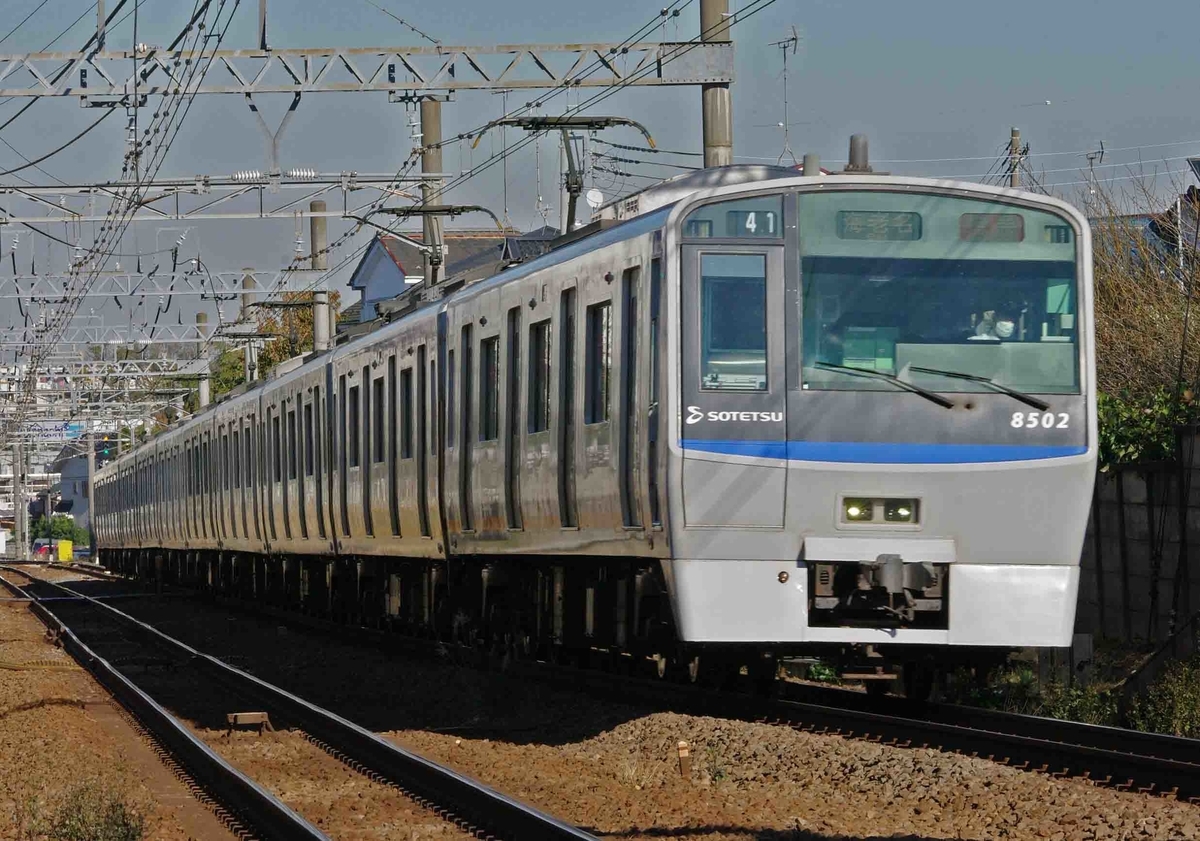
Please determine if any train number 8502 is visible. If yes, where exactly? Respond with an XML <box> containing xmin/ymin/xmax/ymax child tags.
<box><xmin>1011</xmin><ymin>411</ymin><xmax>1069</xmax><ymax>429</ymax></box>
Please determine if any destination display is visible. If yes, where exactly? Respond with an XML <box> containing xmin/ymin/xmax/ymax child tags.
<box><xmin>835</xmin><ymin>210</ymin><xmax>922</xmax><ymax>241</ymax></box>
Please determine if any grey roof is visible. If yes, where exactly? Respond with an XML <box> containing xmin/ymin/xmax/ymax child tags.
<box><xmin>338</xmin><ymin>300</ymin><xmax>364</xmax><ymax>324</ymax></box>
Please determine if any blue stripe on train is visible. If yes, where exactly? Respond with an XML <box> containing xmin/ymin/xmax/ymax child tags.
<box><xmin>680</xmin><ymin>439</ymin><xmax>1088</xmax><ymax>463</ymax></box>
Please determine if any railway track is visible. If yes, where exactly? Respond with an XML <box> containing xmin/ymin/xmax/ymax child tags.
<box><xmin>35</xmin><ymin>563</ymin><xmax>1200</xmax><ymax>804</ymax></box>
<box><xmin>185</xmin><ymin>576</ymin><xmax>1200</xmax><ymax>803</ymax></box>
<box><xmin>0</xmin><ymin>564</ymin><xmax>597</xmax><ymax>841</ymax></box>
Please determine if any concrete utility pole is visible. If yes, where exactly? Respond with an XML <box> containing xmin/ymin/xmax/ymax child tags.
<box><xmin>1009</xmin><ymin>127</ymin><xmax>1021</xmax><ymax>189</ymax></box>
<box><xmin>310</xmin><ymin>200</ymin><xmax>330</xmax><ymax>352</ymax></box>
<box><xmin>196</xmin><ymin>312</ymin><xmax>211</xmax><ymax>408</ymax></box>
<box><xmin>803</xmin><ymin>153</ymin><xmax>821</xmax><ymax>177</ymax></box>
<box><xmin>700</xmin><ymin>0</ymin><xmax>734</xmax><ymax>167</ymax></box>
<box><xmin>86</xmin><ymin>425</ymin><xmax>96</xmax><ymax>559</ymax></box>
<box><xmin>13</xmin><ymin>443</ymin><xmax>25</xmax><ymax>560</ymax></box>
<box><xmin>420</xmin><ymin>99</ymin><xmax>445</xmax><ymax>285</ymax></box>
<box><xmin>241</xmin><ymin>270</ymin><xmax>259</xmax><ymax>382</ymax></box>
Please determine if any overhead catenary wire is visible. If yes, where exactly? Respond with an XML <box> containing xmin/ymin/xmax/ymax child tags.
<box><xmin>282</xmin><ymin>0</ymin><xmax>700</xmax><ymax>279</ymax></box>
<box><xmin>359</xmin><ymin>0</ymin><xmax>440</xmax><ymax>45</ymax></box>
<box><xmin>6</xmin><ymin>0</ymin><xmax>239</xmax><ymax>435</ymax></box>
<box><xmin>0</xmin><ymin>108</ymin><xmax>114</xmax><ymax>177</ymax></box>
<box><xmin>282</xmin><ymin>0</ymin><xmax>736</xmax><ymax>284</ymax></box>
<box><xmin>0</xmin><ymin>0</ymin><xmax>56</xmax><ymax>49</ymax></box>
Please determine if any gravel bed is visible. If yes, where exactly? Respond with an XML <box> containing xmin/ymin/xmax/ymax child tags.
<box><xmin>15</xmin><ymin>569</ymin><xmax>472</xmax><ymax>841</ymax></box>
<box><xmin>61</xmin><ymin>576</ymin><xmax>1200</xmax><ymax>840</ymax></box>
<box><xmin>0</xmin><ymin>582</ymin><xmax>225</xmax><ymax>839</ymax></box>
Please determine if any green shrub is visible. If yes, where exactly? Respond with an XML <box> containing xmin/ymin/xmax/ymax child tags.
<box><xmin>941</xmin><ymin>664</ymin><xmax>1118</xmax><ymax>726</ymax></box>
<box><xmin>22</xmin><ymin>782</ymin><xmax>147</xmax><ymax>841</ymax></box>
<box><xmin>1097</xmin><ymin>387</ymin><xmax>1196</xmax><ymax>470</ymax></box>
<box><xmin>1128</xmin><ymin>655</ymin><xmax>1200</xmax><ymax>738</ymax></box>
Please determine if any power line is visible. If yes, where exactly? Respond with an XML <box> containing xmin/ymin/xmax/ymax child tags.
<box><xmin>0</xmin><ymin>0</ymin><xmax>55</xmax><ymax>49</ymax></box>
<box><xmin>0</xmin><ymin>108</ymin><xmax>114</xmax><ymax>177</ymax></box>
<box><xmin>288</xmin><ymin>0</ymin><xmax>698</xmax><ymax>274</ymax></box>
<box><xmin>359</xmin><ymin>0</ymin><xmax>440</xmax><ymax>45</ymax></box>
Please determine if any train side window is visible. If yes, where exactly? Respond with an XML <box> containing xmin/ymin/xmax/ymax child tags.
<box><xmin>373</xmin><ymin>376</ymin><xmax>386</xmax><ymax>463</ymax></box>
<box><xmin>460</xmin><ymin>325</ymin><xmax>475</xmax><ymax>530</ymax></box>
<box><xmin>273</xmin><ymin>413</ymin><xmax>283</xmax><ymax>482</ymax></box>
<box><xmin>232</xmin><ymin>430</ymin><xmax>240</xmax><ymax>488</ymax></box>
<box><xmin>223</xmin><ymin>432</ymin><xmax>231</xmax><ymax>490</ymax></box>
<box><xmin>620</xmin><ymin>267</ymin><xmax>641</xmax><ymax>528</ymax></box>
<box><xmin>339</xmin><ymin>375</ymin><xmax>350</xmax><ymax>536</ymax></box>
<box><xmin>558</xmin><ymin>288</ymin><xmax>578</xmax><ymax>528</ymax></box>
<box><xmin>528</xmin><ymin>319</ymin><xmax>551</xmax><ymax>433</ymax></box>
<box><xmin>288</xmin><ymin>409</ymin><xmax>298</xmax><ymax>479</ymax></box>
<box><xmin>649</xmin><ymin>258</ymin><xmax>662</xmax><ymax>526</ymax></box>
<box><xmin>304</xmin><ymin>403</ymin><xmax>314</xmax><ymax>476</ymax></box>
<box><xmin>389</xmin><ymin>358</ymin><xmax>402</xmax><ymax>537</ymax></box>
<box><xmin>348</xmin><ymin>385</ymin><xmax>361</xmax><ymax>468</ymax></box>
<box><xmin>584</xmin><ymin>300</ymin><xmax>612</xmax><ymax>424</ymax></box>
<box><xmin>480</xmin><ymin>335</ymin><xmax>500</xmax><ymax>441</ymax></box>
<box><xmin>417</xmin><ymin>346</ymin><xmax>431</xmax><ymax>537</ymax></box>
<box><xmin>362</xmin><ymin>364</ymin><xmax>373</xmax><ymax>536</ymax></box>
<box><xmin>313</xmin><ymin>386</ymin><xmax>327</xmax><ymax>540</ymax></box>
<box><xmin>447</xmin><ymin>350</ymin><xmax>456</xmax><ymax>447</ymax></box>
<box><xmin>700</xmin><ymin>253</ymin><xmax>768</xmax><ymax>391</ymax></box>
<box><xmin>400</xmin><ymin>367</ymin><xmax>414</xmax><ymax>459</ymax></box>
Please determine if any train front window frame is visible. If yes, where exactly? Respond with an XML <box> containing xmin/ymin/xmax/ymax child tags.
<box><xmin>699</xmin><ymin>252</ymin><xmax>769</xmax><ymax>392</ymax></box>
<box><xmin>797</xmin><ymin>189</ymin><xmax>1081</xmax><ymax>396</ymax></box>
<box><xmin>683</xmin><ymin>195</ymin><xmax>783</xmax><ymax>240</ymax></box>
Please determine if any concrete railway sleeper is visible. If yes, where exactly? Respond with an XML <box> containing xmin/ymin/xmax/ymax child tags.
<box><xmin>3</xmin><ymin>563</ymin><xmax>598</xmax><ymax>841</ymax></box>
<box><xmin>97</xmin><ymin>548</ymin><xmax>1200</xmax><ymax>802</ymax></box>
<box><xmin>0</xmin><ymin>565</ymin><xmax>326</xmax><ymax>841</ymax></box>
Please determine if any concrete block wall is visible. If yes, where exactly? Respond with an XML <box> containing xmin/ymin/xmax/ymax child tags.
<box><xmin>1077</xmin><ymin>454</ymin><xmax>1200</xmax><ymax>643</ymax></box>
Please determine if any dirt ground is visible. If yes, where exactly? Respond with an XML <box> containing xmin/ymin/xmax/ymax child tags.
<box><xmin>0</xmin><ymin>580</ymin><xmax>235</xmax><ymax>840</ymax></box>
<box><xmin>11</xmin><ymin>567</ymin><xmax>471</xmax><ymax>841</ymax></box>
<box><xmin>68</xmin><ymin>575</ymin><xmax>1200</xmax><ymax>841</ymax></box>
<box><xmin>200</xmin><ymin>728</ymin><xmax>473</xmax><ymax>841</ymax></box>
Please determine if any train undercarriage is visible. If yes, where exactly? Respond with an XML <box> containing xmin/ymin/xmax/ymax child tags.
<box><xmin>99</xmin><ymin>548</ymin><xmax>998</xmax><ymax>699</ymax></box>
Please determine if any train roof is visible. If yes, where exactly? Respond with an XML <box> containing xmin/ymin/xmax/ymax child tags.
<box><xmin>596</xmin><ymin>164</ymin><xmax>800</xmax><ymax>222</ymax></box>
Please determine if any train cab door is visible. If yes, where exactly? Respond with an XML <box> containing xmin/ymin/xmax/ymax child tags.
<box><xmin>679</xmin><ymin>245</ymin><xmax>787</xmax><ymax>529</ymax></box>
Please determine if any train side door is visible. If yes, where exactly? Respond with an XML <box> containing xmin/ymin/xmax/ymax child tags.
<box><xmin>679</xmin><ymin>245</ymin><xmax>787</xmax><ymax>528</ymax></box>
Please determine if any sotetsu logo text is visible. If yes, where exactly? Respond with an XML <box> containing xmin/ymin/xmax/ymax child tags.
<box><xmin>685</xmin><ymin>406</ymin><xmax>784</xmax><ymax>425</ymax></box>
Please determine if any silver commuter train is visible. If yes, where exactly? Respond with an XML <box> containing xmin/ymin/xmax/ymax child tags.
<box><xmin>94</xmin><ymin>167</ymin><xmax>1096</xmax><ymax>690</ymax></box>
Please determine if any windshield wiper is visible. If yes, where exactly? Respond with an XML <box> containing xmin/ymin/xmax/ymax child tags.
<box><xmin>813</xmin><ymin>361</ymin><xmax>954</xmax><ymax>409</ymax></box>
<box><xmin>906</xmin><ymin>365</ymin><xmax>1050</xmax><ymax>410</ymax></box>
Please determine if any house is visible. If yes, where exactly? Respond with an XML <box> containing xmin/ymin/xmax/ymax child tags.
<box><xmin>340</xmin><ymin>227</ymin><xmax>560</xmax><ymax>329</ymax></box>
<box><xmin>48</xmin><ymin>445</ymin><xmax>89</xmax><ymax>533</ymax></box>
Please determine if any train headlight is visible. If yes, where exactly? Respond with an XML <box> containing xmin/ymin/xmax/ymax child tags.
<box><xmin>884</xmin><ymin>499</ymin><xmax>919</xmax><ymax>523</ymax></box>
<box><xmin>843</xmin><ymin>498</ymin><xmax>873</xmax><ymax>522</ymax></box>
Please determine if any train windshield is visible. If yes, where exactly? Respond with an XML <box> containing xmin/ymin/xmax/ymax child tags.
<box><xmin>799</xmin><ymin>191</ymin><xmax>1080</xmax><ymax>395</ymax></box>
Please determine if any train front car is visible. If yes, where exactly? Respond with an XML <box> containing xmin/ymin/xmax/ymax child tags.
<box><xmin>664</xmin><ymin>177</ymin><xmax>1095</xmax><ymax>686</ymax></box>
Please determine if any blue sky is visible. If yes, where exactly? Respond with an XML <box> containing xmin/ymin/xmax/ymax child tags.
<box><xmin>0</xmin><ymin>0</ymin><xmax>1197</xmax><ymax>310</ymax></box>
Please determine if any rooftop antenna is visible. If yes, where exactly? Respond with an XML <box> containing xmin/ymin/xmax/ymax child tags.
<box><xmin>769</xmin><ymin>26</ymin><xmax>800</xmax><ymax>167</ymax></box>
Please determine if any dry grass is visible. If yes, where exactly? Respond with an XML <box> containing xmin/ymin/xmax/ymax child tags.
<box><xmin>1079</xmin><ymin>177</ymin><xmax>1200</xmax><ymax>397</ymax></box>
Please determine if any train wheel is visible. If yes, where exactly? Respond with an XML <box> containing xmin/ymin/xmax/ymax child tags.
<box><xmin>864</xmin><ymin>680</ymin><xmax>891</xmax><ymax>698</ymax></box>
<box><xmin>653</xmin><ymin>653</ymin><xmax>670</xmax><ymax>679</ymax></box>
<box><xmin>749</xmin><ymin>656</ymin><xmax>779</xmax><ymax>697</ymax></box>
<box><xmin>902</xmin><ymin>663</ymin><xmax>936</xmax><ymax>702</ymax></box>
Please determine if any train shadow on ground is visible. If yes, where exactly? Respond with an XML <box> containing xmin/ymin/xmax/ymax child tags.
<box><xmin>21</xmin><ymin>576</ymin><xmax>675</xmax><ymax>746</ymax></box>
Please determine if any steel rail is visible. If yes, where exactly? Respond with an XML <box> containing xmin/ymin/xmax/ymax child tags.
<box><xmin>173</xmin><ymin>581</ymin><xmax>1200</xmax><ymax>802</ymax></box>
<box><xmin>779</xmin><ymin>681</ymin><xmax>1200</xmax><ymax>769</ymax></box>
<box><xmin>0</xmin><ymin>566</ymin><xmax>328</xmax><ymax>841</ymax></box>
<box><xmin>7</xmin><ymin>567</ymin><xmax>598</xmax><ymax>841</ymax></box>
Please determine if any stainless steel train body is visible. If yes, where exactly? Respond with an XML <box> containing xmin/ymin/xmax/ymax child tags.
<box><xmin>94</xmin><ymin>172</ymin><xmax>1096</xmax><ymax>670</ymax></box>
